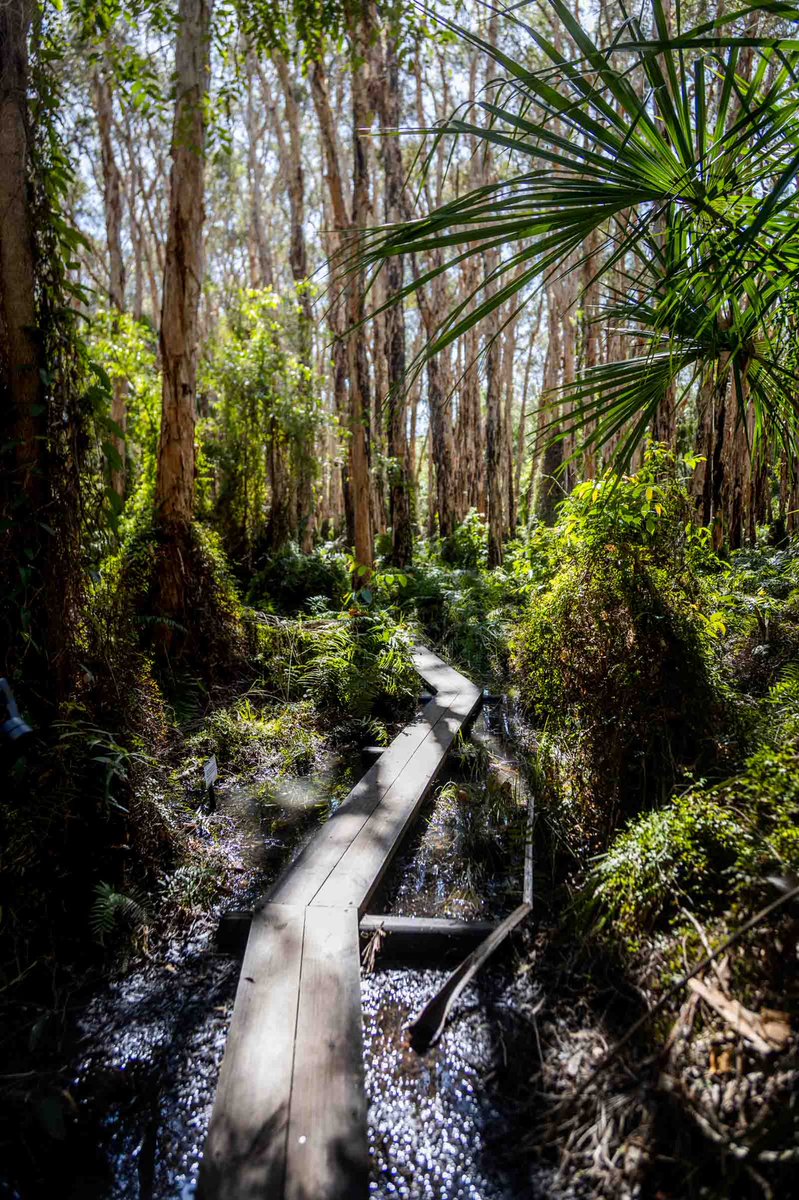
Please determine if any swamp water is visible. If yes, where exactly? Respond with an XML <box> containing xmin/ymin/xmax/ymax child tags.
<box><xmin>40</xmin><ymin>703</ymin><xmax>557</xmax><ymax>1199</ymax></box>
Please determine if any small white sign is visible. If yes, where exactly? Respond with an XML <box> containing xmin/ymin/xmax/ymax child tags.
<box><xmin>203</xmin><ymin>755</ymin><xmax>218</xmax><ymax>789</ymax></box>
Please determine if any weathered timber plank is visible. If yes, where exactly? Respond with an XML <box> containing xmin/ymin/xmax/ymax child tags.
<box><xmin>410</xmin><ymin>645</ymin><xmax>475</xmax><ymax>697</ymax></box>
<box><xmin>311</xmin><ymin>687</ymin><xmax>482</xmax><ymax>914</ymax></box>
<box><xmin>202</xmin><ymin>647</ymin><xmax>483</xmax><ymax>1200</ymax></box>
<box><xmin>284</xmin><ymin>906</ymin><xmax>368</xmax><ymax>1200</ymax></box>
<box><xmin>360</xmin><ymin>914</ymin><xmax>498</xmax><ymax>938</ymax></box>
<box><xmin>270</xmin><ymin>692</ymin><xmax>462</xmax><ymax>908</ymax></box>
<box><xmin>199</xmin><ymin>903</ymin><xmax>305</xmax><ymax>1200</ymax></box>
<box><xmin>217</xmin><ymin>911</ymin><xmax>498</xmax><ymax>960</ymax></box>
<box><xmin>360</xmin><ymin>915</ymin><xmax>497</xmax><ymax>964</ymax></box>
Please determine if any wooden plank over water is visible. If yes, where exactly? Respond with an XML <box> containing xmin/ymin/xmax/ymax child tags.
<box><xmin>311</xmin><ymin>689</ymin><xmax>480</xmax><ymax>913</ymax></box>
<box><xmin>269</xmin><ymin>695</ymin><xmax>455</xmax><ymax>908</ymax></box>
<box><xmin>200</xmin><ymin>647</ymin><xmax>481</xmax><ymax>1200</ymax></box>
<box><xmin>285</xmin><ymin>906</ymin><xmax>367</xmax><ymax>1199</ymax></box>
<box><xmin>199</xmin><ymin>903</ymin><xmax>305</xmax><ymax>1199</ymax></box>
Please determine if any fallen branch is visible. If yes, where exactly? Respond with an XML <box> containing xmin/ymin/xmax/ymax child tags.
<box><xmin>687</xmin><ymin>977</ymin><xmax>791</xmax><ymax>1054</ymax></box>
<box><xmin>360</xmin><ymin>923</ymin><xmax>385</xmax><ymax>973</ymax></box>
<box><xmin>407</xmin><ymin>902</ymin><xmax>532</xmax><ymax>1051</ymax></box>
<box><xmin>574</xmin><ymin>880</ymin><xmax>799</xmax><ymax>1091</ymax></box>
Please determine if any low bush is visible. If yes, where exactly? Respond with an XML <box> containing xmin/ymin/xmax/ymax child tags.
<box><xmin>586</xmin><ymin>674</ymin><xmax>799</xmax><ymax>951</ymax></box>
<box><xmin>102</xmin><ymin>514</ymin><xmax>247</xmax><ymax>678</ymax></box>
<box><xmin>513</xmin><ymin>448</ymin><xmax>731</xmax><ymax>842</ymax></box>
<box><xmin>247</xmin><ymin>542</ymin><xmax>349</xmax><ymax>614</ymax></box>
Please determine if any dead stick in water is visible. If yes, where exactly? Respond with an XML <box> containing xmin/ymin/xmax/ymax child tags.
<box><xmin>407</xmin><ymin>902</ymin><xmax>532</xmax><ymax>1051</ymax></box>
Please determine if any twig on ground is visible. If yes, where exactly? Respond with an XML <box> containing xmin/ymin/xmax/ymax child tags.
<box><xmin>570</xmin><ymin>881</ymin><xmax>799</xmax><ymax>1094</ymax></box>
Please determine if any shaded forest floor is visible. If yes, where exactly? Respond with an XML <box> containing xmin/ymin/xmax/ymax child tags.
<box><xmin>4</xmin><ymin>460</ymin><xmax>799</xmax><ymax>1197</ymax></box>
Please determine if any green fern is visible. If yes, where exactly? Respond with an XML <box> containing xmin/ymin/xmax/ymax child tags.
<box><xmin>90</xmin><ymin>882</ymin><xmax>146</xmax><ymax>944</ymax></box>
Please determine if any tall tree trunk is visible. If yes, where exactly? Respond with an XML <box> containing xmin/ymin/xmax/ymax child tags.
<box><xmin>309</xmin><ymin>59</ymin><xmax>359</xmax><ymax>553</ymax></box>
<box><xmin>92</xmin><ymin>64</ymin><xmax>127</xmax><ymax>499</ymax></box>
<box><xmin>500</xmin><ymin>316</ymin><xmax>518</xmax><ymax>536</ymax></box>
<box><xmin>379</xmin><ymin>7</ymin><xmax>412</xmax><ymax>566</ymax></box>
<box><xmin>274</xmin><ymin>49</ymin><xmax>316</xmax><ymax>550</ymax></box>
<box><xmin>1</xmin><ymin>0</ymin><xmax>83</xmax><ymax>693</ymax></box>
<box><xmin>155</xmin><ymin>0</ymin><xmax>212</xmax><ymax>609</ymax></box>
<box><xmin>719</xmin><ymin>356</ymin><xmax>753</xmax><ymax>550</ymax></box>
<box><xmin>534</xmin><ymin>284</ymin><xmax>564</xmax><ymax>523</ymax></box>
<box><xmin>416</xmin><ymin>258</ymin><xmax>457</xmax><ymax>540</ymax></box>
<box><xmin>0</xmin><ymin>0</ymin><xmax>43</xmax><ymax>519</ymax></box>
<box><xmin>344</xmin><ymin>8</ymin><xmax>375</xmax><ymax>570</ymax></box>
<box><xmin>245</xmin><ymin>50</ymin><xmax>273</xmax><ymax>290</ymax></box>
<box><xmin>484</xmin><ymin>252</ymin><xmax>504</xmax><ymax>566</ymax></box>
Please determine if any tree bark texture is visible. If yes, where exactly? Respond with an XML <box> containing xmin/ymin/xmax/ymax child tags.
<box><xmin>379</xmin><ymin>12</ymin><xmax>412</xmax><ymax>566</ymax></box>
<box><xmin>155</xmin><ymin>0</ymin><xmax>212</xmax><ymax>534</ymax></box>
<box><xmin>92</xmin><ymin>65</ymin><xmax>128</xmax><ymax>498</ymax></box>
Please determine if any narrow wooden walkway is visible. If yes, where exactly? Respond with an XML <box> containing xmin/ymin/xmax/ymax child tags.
<box><xmin>199</xmin><ymin>647</ymin><xmax>481</xmax><ymax>1200</ymax></box>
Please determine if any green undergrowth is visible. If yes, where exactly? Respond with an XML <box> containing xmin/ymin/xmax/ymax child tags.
<box><xmin>101</xmin><ymin>512</ymin><xmax>249</xmax><ymax>677</ymax></box>
<box><xmin>589</xmin><ymin>681</ymin><xmax>799</xmax><ymax>955</ymax></box>
<box><xmin>247</xmin><ymin>541</ymin><xmax>349</xmax><ymax>613</ymax></box>
<box><xmin>513</xmin><ymin>446</ymin><xmax>741</xmax><ymax>858</ymax></box>
<box><xmin>184</xmin><ymin>698</ymin><xmax>322</xmax><ymax>779</ymax></box>
<box><xmin>502</xmin><ymin>446</ymin><xmax>799</xmax><ymax>1030</ymax></box>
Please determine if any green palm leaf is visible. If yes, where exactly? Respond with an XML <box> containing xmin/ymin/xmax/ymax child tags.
<box><xmin>356</xmin><ymin>0</ymin><xmax>799</xmax><ymax>466</ymax></box>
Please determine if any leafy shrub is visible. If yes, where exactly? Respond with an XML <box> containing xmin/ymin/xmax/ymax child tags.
<box><xmin>703</xmin><ymin>542</ymin><xmax>799</xmax><ymax>696</ymax></box>
<box><xmin>514</xmin><ymin>554</ymin><xmax>724</xmax><ymax>835</ymax></box>
<box><xmin>440</xmin><ymin>508</ymin><xmax>489</xmax><ymax>568</ymax></box>
<box><xmin>299</xmin><ymin>609</ymin><xmax>418</xmax><ymax>720</ymax></box>
<box><xmin>247</xmin><ymin>542</ymin><xmax>349</xmax><ymax>613</ymax></box>
<box><xmin>589</xmin><ymin>729</ymin><xmax>799</xmax><ymax>949</ymax></box>
<box><xmin>512</xmin><ymin>447</ymin><xmax>732</xmax><ymax>845</ymax></box>
<box><xmin>588</xmin><ymin>795</ymin><xmax>749</xmax><ymax>947</ymax></box>
<box><xmin>102</xmin><ymin>513</ymin><xmax>247</xmax><ymax>677</ymax></box>
<box><xmin>185</xmin><ymin>698</ymin><xmax>322</xmax><ymax>776</ymax></box>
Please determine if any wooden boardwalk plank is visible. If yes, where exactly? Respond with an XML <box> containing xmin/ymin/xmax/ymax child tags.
<box><xmin>410</xmin><ymin>645</ymin><xmax>475</xmax><ymax>696</ymax></box>
<box><xmin>284</xmin><ymin>907</ymin><xmax>368</xmax><ymax>1200</ymax></box>
<box><xmin>270</xmin><ymin>691</ymin><xmax>468</xmax><ymax>909</ymax></box>
<box><xmin>311</xmin><ymin>688</ymin><xmax>481</xmax><ymax>913</ymax></box>
<box><xmin>201</xmin><ymin>647</ymin><xmax>482</xmax><ymax>1200</ymax></box>
<box><xmin>199</xmin><ymin>903</ymin><xmax>305</xmax><ymax>1199</ymax></box>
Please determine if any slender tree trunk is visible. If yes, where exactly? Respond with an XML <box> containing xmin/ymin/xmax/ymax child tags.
<box><xmin>274</xmin><ymin>49</ymin><xmax>316</xmax><ymax>550</ymax></box>
<box><xmin>379</xmin><ymin>8</ymin><xmax>412</xmax><ymax>565</ymax></box>
<box><xmin>92</xmin><ymin>64</ymin><xmax>128</xmax><ymax>499</ymax></box>
<box><xmin>344</xmin><ymin>8</ymin><xmax>375</xmax><ymax>570</ymax></box>
<box><xmin>416</xmin><ymin>253</ymin><xmax>457</xmax><ymax>539</ymax></box>
<box><xmin>246</xmin><ymin>51</ymin><xmax>273</xmax><ymax>290</ymax></box>
<box><xmin>719</xmin><ymin>356</ymin><xmax>752</xmax><ymax>550</ymax></box>
<box><xmin>534</xmin><ymin>284</ymin><xmax>564</xmax><ymax>522</ymax></box>
<box><xmin>484</xmin><ymin>253</ymin><xmax>504</xmax><ymax>566</ymax></box>
<box><xmin>155</xmin><ymin>0</ymin><xmax>212</xmax><ymax>610</ymax></box>
<box><xmin>310</xmin><ymin>59</ymin><xmax>361</xmax><ymax>554</ymax></box>
<box><xmin>0</xmin><ymin>0</ymin><xmax>43</xmax><ymax>519</ymax></box>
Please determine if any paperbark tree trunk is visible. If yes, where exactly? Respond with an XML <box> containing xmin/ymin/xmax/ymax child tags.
<box><xmin>378</xmin><ymin>8</ymin><xmax>412</xmax><ymax>566</ymax></box>
<box><xmin>1</xmin><ymin>0</ymin><xmax>82</xmax><ymax>693</ymax></box>
<box><xmin>0</xmin><ymin>0</ymin><xmax>43</xmax><ymax>520</ymax></box>
<box><xmin>484</xmin><ymin>251</ymin><xmax>504</xmax><ymax>567</ymax></box>
<box><xmin>245</xmin><ymin>50</ymin><xmax>273</xmax><ymax>290</ymax></box>
<box><xmin>534</xmin><ymin>284</ymin><xmax>565</xmax><ymax>523</ymax></box>
<box><xmin>344</xmin><ymin>8</ymin><xmax>375</xmax><ymax>570</ymax></box>
<box><xmin>92</xmin><ymin>64</ymin><xmax>127</xmax><ymax>499</ymax></box>
<box><xmin>155</xmin><ymin>0</ymin><xmax>211</xmax><ymax>611</ymax></box>
<box><xmin>273</xmin><ymin>49</ymin><xmax>316</xmax><ymax>550</ymax></box>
